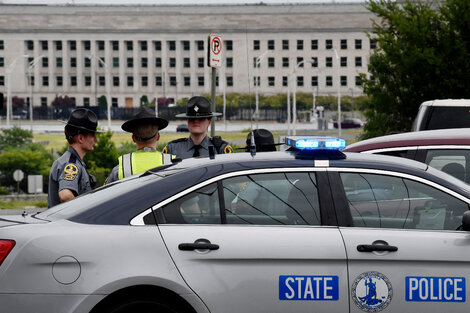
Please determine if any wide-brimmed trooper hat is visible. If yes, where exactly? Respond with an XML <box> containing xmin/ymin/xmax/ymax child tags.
<box><xmin>245</xmin><ymin>129</ymin><xmax>277</xmax><ymax>152</ymax></box>
<box><xmin>61</xmin><ymin>108</ymin><xmax>104</xmax><ymax>133</ymax></box>
<box><xmin>175</xmin><ymin>96</ymin><xmax>222</xmax><ymax>119</ymax></box>
<box><xmin>121</xmin><ymin>106</ymin><xmax>169</xmax><ymax>133</ymax></box>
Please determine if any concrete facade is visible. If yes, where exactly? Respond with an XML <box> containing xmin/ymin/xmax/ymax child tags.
<box><xmin>0</xmin><ymin>3</ymin><xmax>376</xmax><ymax>108</ymax></box>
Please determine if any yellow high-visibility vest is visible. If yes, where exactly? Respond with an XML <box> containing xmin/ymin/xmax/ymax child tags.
<box><xmin>118</xmin><ymin>150</ymin><xmax>173</xmax><ymax>179</ymax></box>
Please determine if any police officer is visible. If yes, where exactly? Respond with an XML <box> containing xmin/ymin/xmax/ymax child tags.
<box><xmin>48</xmin><ymin>108</ymin><xmax>102</xmax><ymax>207</ymax></box>
<box><xmin>163</xmin><ymin>96</ymin><xmax>233</xmax><ymax>158</ymax></box>
<box><xmin>106</xmin><ymin>106</ymin><xmax>172</xmax><ymax>184</ymax></box>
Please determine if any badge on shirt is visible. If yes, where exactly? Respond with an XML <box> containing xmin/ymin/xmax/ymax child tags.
<box><xmin>224</xmin><ymin>145</ymin><xmax>233</xmax><ymax>153</ymax></box>
<box><xmin>64</xmin><ymin>163</ymin><xmax>79</xmax><ymax>181</ymax></box>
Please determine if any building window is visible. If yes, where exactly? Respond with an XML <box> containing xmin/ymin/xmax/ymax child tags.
<box><xmin>142</xmin><ymin>76</ymin><xmax>148</xmax><ymax>87</ymax></box>
<box><xmin>113</xmin><ymin>76</ymin><xmax>119</xmax><ymax>87</ymax></box>
<box><xmin>325</xmin><ymin>39</ymin><xmax>333</xmax><ymax>50</ymax></box>
<box><xmin>227</xmin><ymin>57</ymin><xmax>233</xmax><ymax>68</ymax></box>
<box><xmin>227</xmin><ymin>76</ymin><xmax>233</xmax><ymax>87</ymax></box>
<box><xmin>198</xmin><ymin>57</ymin><xmax>204</xmax><ymax>68</ymax></box>
<box><xmin>140</xmin><ymin>41</ymin><xmax>148</xmax><ymax>51</ymax></box>
<box><xmin>253</xmin><ymin>40</ymin><xmax>260</xmax><ymax>50</ymax></box>
<box><xmin>57</xmin><ymin>76</ymin><xmax>63</xmax><ymax>87</ymax></box>
<box><xmin>225</xmin><ymin>40</ymin><xmax>233</xmax><ymax>51</ymax></box>
<box><xmin>197</xmin><ymin>40</ymin><xmax>204</xmax><ymax>51</ymax></box>
<box><xmin>297</xmin><ymin>57</ymin><xmax>304</xmax><ymax>67</ymax></box>
<box><xmin>169</xmin><ymin>58</ymin><xmax>176</xmax><ymax>68</ymax></box>
<box><xmin>355</xmin><ymin>39</ymin><xmax>362</xmax><ymax>49</ymax></box>
<box><xmin>341</xmin><ymin>39</ymin><xmax>347</xmax><ymax>50</ymax></box>
<box><xmin>340</xmin><ymin>57</ymin><xmax>347</xmax><ymax>67</ymax></box>
<box><xmin>0</xmin><ymin>40</ymin><xmax>4</xmax><ymax>50</ymax></box>
<box><xmin>155</xmin><ymin>76</ymin><xmax>162</xmax><ymax>86</ymax></box>
<box><xmin>311</xmin><ymin>76</ymin><xmax>318</xmax><ymax>86</ymax></box>
<box><xmin>41</xmin><ymin>97</ymin><xmax>47</xmax><ymax>107</ymax></box>
<box><xmin>268</xmin><ymin>57</ymin><xmax>275</xmax><ymax>67</ymax></box>
<box><xmin>282</xmin><ymin>40</ymin><xmax>289</xmax><ymax>50</ymax></box>
<box><xmin>98</xmin><ymin>58</ymin><xmax>105</xmax><ymax>68</ymax></box>
<box><xmin>297</xmin><ymin>40</ymin><xmax>303</xmax><ymax>50</ymax></box>
<box><xmin>154</xmin><ymin>41</ymin><xmax>161</xmax><ymax>51</ymax></box>
<box><xmin>311</xmin><ymin>57</ymin><xmax>318</xmax><ymax>67</ymax></box>
<box><xmin>127</xmin><ymin>76</ymin><xmax>133</xmax><ymax>87</ymax></box>
<box><xmin>55</xmin><ymin>41</ymin><xmax>62</xmax><ymax>51</ymax></box>
<box><xmin>326</xmin><ymin>57</ymin><xmax>333</xmax><ymax>67</ymax></box>
<box><xmin>198</xmin><ymin>76</ymin><xmax>204</xmax><ymax>86</ymax></box>
<box><xmin>297</xmin><ymin>76</ymin><xmax>304</xmax><ymax>87</ymax></box>
<box><xmin>282</xmin><ymin>76</ymin><xmax>288</xmax><ymax>87</ymax></box>
<box><xmin>268</xmin><ymin>76</ymin><xmax>275</xmax><ymax>87</ymax></box>
<box><xmin>83</xmin><ymin>97</ymin><xmax>90</xmax><ymax>107</ymax></box>
<box><xmin>70</xmin><ymin>57</ymin><xmax>77</xmax><ymax>68</ymax></box>
<box><xmin>141</xmin><ymin>57</ymin><xmax>148</xmax><ymax>68</ymax></box>
<box><xmin>370</xmin><ymin>39</ymin><xmax>377</xmax><ymax>49</ymax></box>
<box><xmin>355</xmin><ymin>56</ymin><xmax>362</xmax><ymax>67</ymax></box>
<box><xmin>113</xmin><ymin>57</ymin><xmax>119</xmax><ymax>68</ymax></box>
<box><xmin>126</xmin><ymin>41</ymin><xmax>133</xmax><ymax>51</ymax></box>
<box><xmin>127</xmin><ymin>57</ymin><xmax>134</xmax><ymax>68</ymax></box>
<box><xmin>71</xmin><ymin>76</ymin><xmax>77</xmax><ymax>87</ymax></box>
<box><xmin>184</xmin><ymin>76</ymin><xmax>190</xmax><ymax>86</ymax></box>
<box><xmin>26</xmin><ymin>40</ymin><xmax>34</xmax><ymax>50</ymax></box>
<box><xmin>282</xmin><ymin>57</ymin><xmax>289</xmax><ymax>67</ymax></box>
<box><xmin>253</xmin><ymin>57</ymin><xmax>258</xmax><ymax>68</ymax></box>
<box><xmin>41</xmin><ymin>40</ymin><xmax>48</xmax><ymax>50</ymax></box>
<box><xmin>84</xmin><ymin>57</ymin><xmax>91</xmax><ymax>68</ymax></box>
<box><xmin>112</xmin><ymin>40</ymin><xmax>119</xmax><ymax>51</ymax></box>
<box><xmin>85</xmin><ymin>76</ymin><xmax>91</xmax><ymax>86</ymax></box>
<box><xmin>151</xmin><ymin>58</ymin><xmax>160</xmax><ymax>68</ymax></box>
<box><xmin>0</xmin><ymin>57</ymin><xmax>3</xmax><ymax>67</ymax></box>
<box><xmin>99</xmin><ymin>76</ymin><xmax>105</xmax><ymax>87</ymax></box>
<box><xmin>28</xmin><ymin>76</ymin><xmax>34</xmax><ymax>86</ymax></box>
<box><xmin>326</xmin><ymin>76</ymin><xmax>332</xmax><ymax>86</ymax></box>
<box><xmin>254</xmin><ymin>76</ymin><xmax>260</xmax><ymax>87</ymax></box>
<box><xmin>268</xmin><ymin>40</ymin><xmax>275</xmax><ymax>50</ymax></box>
<box><xmin>97</xmin><ymin>41</ymin><xmax>105</xmax><ymax>51</ymax></box>
<box><xmin>311</xmin><ymin>39</ymin><xmax>318</xmax><ymax>50</ymax></box>
<box><xmin>170</xmin><ymin>76</ymin><xmax>176</xmax><ymax>86</ymax></box>
<box><xmin>69</xmin><ymin>41</ymin><xmax>76</xmax><ymax>51</ymax></box>
<box><xmin>168</xmin><ymin>41</ymin><xmax>176</xmax><ymax>51</ymax></box>
<box><xmin>42</xmin><ymin>58</ymin><xmax>48</xmax><ymax>68</ymax></box>
<box><xmin>341</xmin><ymin>76</ymin><xmax>347</xmax><ymax>86</ymax></box>
<box><xmin>183</xmin><ymin>57</ymin><xmax>190</xmax><ymax>68</ymax></box>
<box><xmin>112</xmin><ymin>97</ymin><xmax>118</xmax><ymax>107</ymax></box>
<box><xmin>355</xmin><ymin>76</ymin><xmax>362</xmax><ymax>86</ymax></box>
<box><xmin>182</xmin><ymin>40</ymin><xmax>190</xmax><ymax>51</ymax></box>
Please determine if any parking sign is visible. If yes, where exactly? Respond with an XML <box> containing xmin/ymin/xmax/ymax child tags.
<box><xmin>208</xmin><ymin>34</ymin><xmax>223</xmax><ymax>68</ymax></box>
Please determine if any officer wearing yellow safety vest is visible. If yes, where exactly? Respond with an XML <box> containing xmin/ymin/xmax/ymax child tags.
<box><xmin>106</xmin><ymin>106</ymin><xmax>173</xmax><ymax>184</ymax></box>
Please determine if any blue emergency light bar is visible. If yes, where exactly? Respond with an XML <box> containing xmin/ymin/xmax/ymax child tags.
<box><xmin>285</xmin><ymin>136</ymin><xmax>346</xmax><ymax>150</ymax></box>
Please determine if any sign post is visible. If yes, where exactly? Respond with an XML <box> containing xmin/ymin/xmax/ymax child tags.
<box><xmin>208</xmin><ymin>34</ymin><xmax>223</xmax><ymax>137</ymax></box>
<box><xmin>13</xmin><ymin>169</ymin><xmax>24</xmax><ymax>195</ymax></box>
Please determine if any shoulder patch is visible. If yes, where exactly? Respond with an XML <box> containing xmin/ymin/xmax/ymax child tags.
<box><xmin>224</xmin><ymin>145</ymin><xmax>233</xmax><ymax>154</ymax></box>
<box><xmin>63</xmin><ymin>163</ymin><xmax>79</xmax><ymax>181</ymax></box>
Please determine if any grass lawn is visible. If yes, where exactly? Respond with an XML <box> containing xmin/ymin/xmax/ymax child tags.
<box><xmin>0</xmin><ymin>200</ymin><xmax>48</xmax><ymax>210</ymax></box>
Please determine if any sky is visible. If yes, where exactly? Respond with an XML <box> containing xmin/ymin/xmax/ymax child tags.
<box><xmin>1</xmin><ymin>0</ymin><xmax>366</xmax><ymax>5</ymax></box>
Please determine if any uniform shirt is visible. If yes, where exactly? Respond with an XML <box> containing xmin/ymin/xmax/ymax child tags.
<box><xmin>163</xmin><ymin>135</ymin><xmax>233</xmax><ymax>159</ymax></box>
<box><xmin>48</xmin><ymin>146</ymin><xmax>92</xmax><ymax>208</ymax></box>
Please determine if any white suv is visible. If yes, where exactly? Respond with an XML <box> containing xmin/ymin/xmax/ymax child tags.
<box><xmin>412</xmin><ymin>99</ymin><xmax>470</xmax><ymax>131</ymax></box>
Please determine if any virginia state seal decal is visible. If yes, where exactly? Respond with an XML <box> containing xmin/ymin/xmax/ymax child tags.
<box><xmin>351</xmin><ymin>271</ymin><xmax>392</xmax><ymax>312</ymax></box>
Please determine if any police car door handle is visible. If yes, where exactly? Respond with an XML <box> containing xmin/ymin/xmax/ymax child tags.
<box><xmin>357</xmin><ymin>244</ymin><xmax>398</xmax><ymax>253</ymax></box>
<box><xmin>178</xmin><ymin>243</ymin><xmax>220</xmax><ymax>251</ymax></box>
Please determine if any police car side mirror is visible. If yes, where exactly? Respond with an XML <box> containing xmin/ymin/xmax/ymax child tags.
<box><xmin>461</xmin><ymin>210</ymin><xmax>470</xmax><ymax>231</ymax></box>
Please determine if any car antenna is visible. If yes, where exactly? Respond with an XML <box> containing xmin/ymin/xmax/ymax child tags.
<box><xmin>250</xmin><ymin>130</ymin><xmax>256</xmax><ymax>156</ymax></box>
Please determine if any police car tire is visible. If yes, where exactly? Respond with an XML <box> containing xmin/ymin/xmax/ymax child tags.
<box><xmin>104</xmin><ymin>298</ymin><xmax>184</xmax><ymax>313</ymax></box>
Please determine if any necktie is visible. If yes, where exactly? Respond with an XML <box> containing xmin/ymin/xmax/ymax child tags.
<box><xmin>193</xmin><ymin>145</ymin><xmax>201</xmax><ymax>157</ymax></box>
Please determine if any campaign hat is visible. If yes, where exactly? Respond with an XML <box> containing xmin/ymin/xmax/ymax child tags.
<box><xmin>121</xmin><ymin>106</ymin><xmax>169</xmax><ymax>133</ymax></box>
<box><xmin>175</xmin><ymin>96</ymin><xmax>222</xmax><ymax>119</ymax></box>
<box><xmin>245</xmin><ymin>129</ymin><xmax>277</xmax><ymax>152</ymax></box>
<box><xmin>61</xmin><ymin>108</ymin><xmax>103</xmax><ymax>133</ymax></box>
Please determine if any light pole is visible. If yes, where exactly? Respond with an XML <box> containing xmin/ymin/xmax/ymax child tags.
<box><xmin>87</xmin><ymin>54</ymin><xmax>111</xmax><ymax>130</ymax></box>
<box><xmin>6</xmin><ymin>54</ymin><xmax>28</xmax><ymax>127</ymax></box>
<box><xmin>255</xmin><ymin>50</ymin><xmax>272</xmax><ymax>129</ymax></box>
<box><xmin>27</xmin><ymin>54</ymin><xmax>46</xmax><ymax>130</ymax></box>
<box><xmin>333</xmin><ymin>48</ymin><xmax>341</xmax><ymax>137</ymax></box>
<box><xmin>290</xmin><ymin>58</ymin><xmax>315</xmax><ymax>135</ymax></box>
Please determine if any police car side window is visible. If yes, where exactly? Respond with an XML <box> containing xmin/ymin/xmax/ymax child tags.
<box><xmin>341</xmin><ymin>172</ymin><xmax>468</xmax><ymax>230</ymax></box>
<box><xmin>223</xmin><ymin>172</ymin><xmax>321</xmax><ymax>225</ymax></box>
<box><xmin>425</xmin><ymin>150</ymin><xmax>470</xmax><ymax>183</ymax></box>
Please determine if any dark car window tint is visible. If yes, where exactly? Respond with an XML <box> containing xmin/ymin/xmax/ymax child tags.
<box><xmin>159</xmin><ymin>183</ymin><xmax>221</xmax><ymax>224</ymax></box>
<box><xmin>377</xmin><ymin>150</ymin><xmax>412</xmax><ymax>159</ymax></box>
<box><xmin>426</xmin><ymin>107</ymin><xmax>470</xmax><ymax>130</ymax></box>
<box><xmin>425</xmin><ymin>150</ymin><xmax>470</xmax><ymax>183</ymax></box>
<box><xmin>223</xmin><ymin>172</ymin><xmax>321</xmax><ymax>225</ymax></box>
<box><xmin>341</xmin><ymin>172</ymin><xmax>468</xmax><ymax>231</ymax></box>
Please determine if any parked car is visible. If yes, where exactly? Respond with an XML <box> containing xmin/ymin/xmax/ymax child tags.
<box><xmin>1</xmin><ymin>136</ymin><xmax>470</xmax><ymax>313</ymax></box>
<box><xmin>343</xmin><ymin>128</ymin><xmax>470</xmax><ymax>183</ymax></box>
<box><xmin>411</xmin><ymin>99</ymin><xmax>470</xmax><ymax>131</ymax></box>
<box><xmin>333</xmin><ymin>118</ymin><xmax>365</xmax><ymax>129</ymax></box>
<box><xmin>176</xmin><ymin>123</ymin><xmax>189</xmax><ymax>132</ymax></box>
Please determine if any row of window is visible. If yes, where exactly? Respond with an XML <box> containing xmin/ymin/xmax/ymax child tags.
<box><xmin>24</xmin><ymin>39</ymin><xmax>233</xmax><ymax>52</ymax></box>
<box><xmin>253</xmin><ymin>39</ymin><xmax>376</xmax><ymax>51</ymax></box>
<box><xmin>255</xmin><ymin>56</ymin><xmax>364</xmax><ymax>68</ymax></box>
<box><xmin>254</xmin><ymin>75</ymin><xmax>362</xmax><ymax>87</ymax></box>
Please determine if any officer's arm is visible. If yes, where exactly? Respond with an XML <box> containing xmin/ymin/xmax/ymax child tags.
<box><xmin>59</xmin><ymin>189</ymin><xmax>75</xmax><ymax>203</ymax></box>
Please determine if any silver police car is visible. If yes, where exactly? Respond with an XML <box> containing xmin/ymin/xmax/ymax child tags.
<box><xmin>1</xmin><ymin>136</ymin><xmax>470</xmax><ymax>313</ymax></box>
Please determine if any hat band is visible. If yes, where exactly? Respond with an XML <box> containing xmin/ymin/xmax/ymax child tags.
<box><xmin>134</xmin><ymin>131</ymin><xmax>158</xmax><ymax>142</ymax></box>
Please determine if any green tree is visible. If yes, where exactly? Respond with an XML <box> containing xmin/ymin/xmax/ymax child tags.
<box><xmin>361</xmin><ymin>0</ymin><xmax>470</xmax><ymax>139</ymax></box>
<box><xmin>140</xmin><ymin>95</ymin><xmax>150</xmax><ymax>107</ymax></box>
<box><xmin>98</xmin><ymin>95</ymin><xmax>108</xmax><ymax>108</ymax></box>
<box><xmin>84</xmin><ymin>130</ymin><xmax>119</xmax><ymax>186</ymax></box>
<box><xmin>0</xmin><ymin>126</ymin><xmax>33</xmax><ymax>151</ymax></box>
